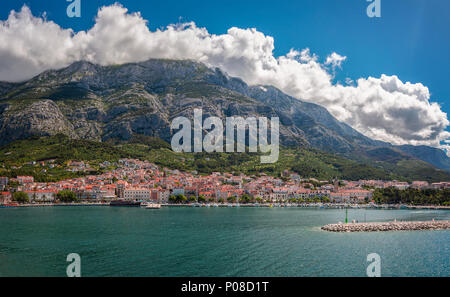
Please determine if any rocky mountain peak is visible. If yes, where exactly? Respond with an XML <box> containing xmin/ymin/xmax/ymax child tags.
<box><xmin>0</xmin><ymin>59</ymin><xmax>449</xmax><ymax>172</ymax></box>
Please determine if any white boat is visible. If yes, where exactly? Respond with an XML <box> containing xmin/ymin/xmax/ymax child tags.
<box><xmin>145</xmin><ymin>204</ymin><xmax>161</xmax><ymax>209</ymax></box>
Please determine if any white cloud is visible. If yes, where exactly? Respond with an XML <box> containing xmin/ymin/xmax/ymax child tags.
<box><xmin>0</xmin><ymin>4</ymin><xmax>449</xmax><ymax>152</ymax></box>
<box><xmin>325</xmin><ymin>52</ymin><xmax>347</xmax><ymax>70</ymax></box>
<box><xmin>0</xmin><ymin>5</ymin><xmax>79</xmax><ymax>81</ymax></box>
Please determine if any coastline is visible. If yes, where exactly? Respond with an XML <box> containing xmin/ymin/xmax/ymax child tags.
<box><xmin>2</xmin><ymin>202</ymin><xmax>450</xmax><ymax>210</ymax></box>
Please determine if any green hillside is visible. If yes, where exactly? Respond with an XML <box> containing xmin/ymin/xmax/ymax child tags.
<box><xmin>0</xmin><ymin>135</ymin><xmax>449</xmax><ymax>183</ymax></box>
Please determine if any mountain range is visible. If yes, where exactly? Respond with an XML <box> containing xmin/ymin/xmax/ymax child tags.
<box><xmin>0</xmin><ymin>59</ymin><xmax>449</xmax><ymax>181</ymax></box>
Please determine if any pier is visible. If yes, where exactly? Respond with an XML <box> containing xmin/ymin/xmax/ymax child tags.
<box><xmin>322</xmin><ymin>220</ymin><xmax>450</xmax><ymax>232</ymax></box>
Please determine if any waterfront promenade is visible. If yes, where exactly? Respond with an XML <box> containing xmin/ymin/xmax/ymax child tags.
<box><xmin>15</xmin><ymin>202</ymin><xmax>109</xmax><ymax>207</ymax></box>
<box><xmin>2</xmin><ymin>202</ymin><xmax>450</xmax><ymax>210</ymax></box>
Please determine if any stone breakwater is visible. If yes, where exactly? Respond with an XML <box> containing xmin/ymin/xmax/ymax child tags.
<box><xmin>322</xmin><ymin>221</ymin><xmax>450</xmax><ymax>232</ymax></box>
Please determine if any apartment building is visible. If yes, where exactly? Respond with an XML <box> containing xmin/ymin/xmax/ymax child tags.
<box><xmin>124</xmin><ymin>188</ymin><xmax>151</xmax><ymax>200</ymax></box>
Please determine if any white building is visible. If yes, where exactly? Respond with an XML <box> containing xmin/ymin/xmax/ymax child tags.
<box><xmin>124</xmin><ymin>188</ymin><xmax>151</xmax><ymax>200</ymax></box>
<box><xmin>25</xmin><ymin>191</ymin><xmax>56</xmax><ymax>202</ymax></box>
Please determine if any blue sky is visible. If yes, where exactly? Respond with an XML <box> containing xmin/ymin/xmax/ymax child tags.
<box><xmin>0</xmin><ymin>0</ymin><xmax>449</xmax><ymax>148</ymax></box>
<box><xmin>1</xmin><ymin>0</ymin><xmax>447</xmax><ymax>106</ymax></box>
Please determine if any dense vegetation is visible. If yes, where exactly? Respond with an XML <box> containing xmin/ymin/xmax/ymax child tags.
<box><xmin>169</xmin><ymin>194</ymin><xmax>187</xmax><ymax>204</ymax></box>
<box><xmin>0</xmin><ymin>135</ymin><xmax>449</xmax><ymax>183</ymax></box>
<box><xmin>56</xmin><ymin>190</ymin><xmax>79</xmax><ymax>203</ymax></box>
<box><xmin>373</xmin><ymin>187</ymin><xmax>450</xmax><ymax>206</ymax></box>
<box><xmin>12</xmin><ymin>192</ymin><xmax>29</xmax><ymax>204</ymax></box>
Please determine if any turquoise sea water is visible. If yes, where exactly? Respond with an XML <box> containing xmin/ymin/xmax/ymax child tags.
<box><xmin>0</xmin><ymin>207</ymin><xmax>448</xmax><ymax>277</ymax></box>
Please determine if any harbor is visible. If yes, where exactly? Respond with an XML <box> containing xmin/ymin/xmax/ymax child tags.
<box><xmin>4</xmin><ymin>202</ymin><xmax>450</xmax><ymax>210</ymax></box>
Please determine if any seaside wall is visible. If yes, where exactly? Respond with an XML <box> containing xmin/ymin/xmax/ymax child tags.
<box><xmin>322</xmin><ymin>221</ymin><xmax>450</xmax><ymax>232</ymax></box>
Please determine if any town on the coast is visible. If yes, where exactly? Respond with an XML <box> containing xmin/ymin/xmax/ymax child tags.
<box><xmin>1</xmin><ymin>158</ymin><xmax>449</xmax><ymax>208</ymax></box>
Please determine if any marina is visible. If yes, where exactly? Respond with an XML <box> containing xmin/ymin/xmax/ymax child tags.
<box><xmin>3</xmin><ymin>202</ymin><xmax>450</xmax><ymax>210</ymax></box>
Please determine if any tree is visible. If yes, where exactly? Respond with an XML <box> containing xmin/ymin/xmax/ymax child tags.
<box><xmin>227</xmin><ymin>196</ymin><xmax>236</xmax><ymax>203</ymax></box>
<box><xmin>372</xmin><ymin>187</ymin><xmax>450</xmax><ymax>206</ymax></box>
<box><xmin>198</xmin><ymin>195</ymin><xmax>206</xmax><ymax>203</ymax></box>
<box><xmin>175</xmin><ymin>194</ymin><xmax>187</xmax><ymax>204</ymax></box>
<box><xmin>169</xmin><ymin>195</ymin><xmax>177</xmax><ymax>203</ymax></box>
<box><xmin>322</xmin><ymin>197</ymin><xmax>331</xmax><ymax>203</ymax></box>
<box><xmin>240</xmin><ymin>194</ymin><xmax>252</xmax><ymax>204</ymax></box>
<box><xmin>13</xmin><ymin>192</ymin><xmax>29</xmax><ymax>204</ymax></box>
<box><xmin>57</xmin><ymin>190</ymin><xmax>78</xmax><ymax>203</ymax></box>
<box><xmin>189</xmin><ymin>196</ymin><xmax>197</xmax><ymax>203</ymax></box>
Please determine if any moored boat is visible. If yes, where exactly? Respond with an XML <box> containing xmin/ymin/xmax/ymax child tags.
<box><xmin>145</xmin><ymin>204</ymin><xmax>161</xmax><ymax>209</ymax></box>
<box><xmin>110</xmin><ymin>200</ymin><xmax>142</xmax><ymax>207</ymax></box>
<box><xmin>0</xmin><ymin>203</ymin><xmax>19</xmax><ymax>208</ymax></box>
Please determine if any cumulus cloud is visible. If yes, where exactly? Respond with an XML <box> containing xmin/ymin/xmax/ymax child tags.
<box><xmin>325</xmin><ymin>52</ymin><xmax>347</xmax><ymax>71</ymax></box>
<box><xmin>0</xmin><ymin>4</ymin><xmax>449</xmax><ymax>152</ymax></box>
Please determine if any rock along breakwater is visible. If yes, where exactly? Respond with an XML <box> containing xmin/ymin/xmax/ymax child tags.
<box><xmin>322</xmin><ymin>220</ymin><xmax>450</xmax><ymax>232</ymax></box>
